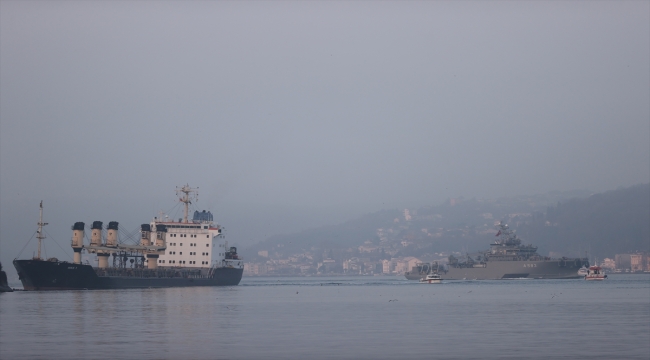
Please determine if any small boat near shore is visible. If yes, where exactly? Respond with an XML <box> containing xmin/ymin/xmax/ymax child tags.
<box><xmin>577</xmin><ymin>266</ymin><xmax>589</xmax><ymax>277</ymax></box>
<box><xmin>420</xmin><ymin>273</ymin><xmax>442</xmax><ymax>284</ymax></box>
<box><xmin>585</xmin><ymin>266</ymin><xmax>607</xmax><ymax>281</ymax></box>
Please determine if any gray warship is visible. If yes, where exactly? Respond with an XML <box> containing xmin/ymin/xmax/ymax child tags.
<box><xmin>407</xmin><ymin>222</ymin><xmax>588</xmax><ymax>280</ymax></box>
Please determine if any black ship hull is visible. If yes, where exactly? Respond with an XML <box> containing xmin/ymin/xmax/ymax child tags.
<box><xmin>13</xmin><ymin>259</ymin><xmax>243</xmax><ymax>291</ymax></box>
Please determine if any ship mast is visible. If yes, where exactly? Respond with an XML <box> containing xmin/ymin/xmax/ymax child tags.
<box><xmin>176</xmin><ymin>184</ymin><xmax>198</xmax><ymax>223</ymax></box>
<box><xmin>36</xmin><ymin>201</ymin><xmax>48</xmax><ymax>260</ymax></box>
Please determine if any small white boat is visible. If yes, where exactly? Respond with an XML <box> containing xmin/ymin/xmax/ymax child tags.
<box><xmin>420</xmin><ymin>273</ymin><xmax>442</xmax><ymax>284</ymax></box>
<box><xmin>585</xmin><ymin>266</ymin><xmax>607</xmax><ymax>281</ymax></box>
<box><xmin>577</xmin><ymin>266</ymin><xmax>589</xmax><ymax>276</ymax></box>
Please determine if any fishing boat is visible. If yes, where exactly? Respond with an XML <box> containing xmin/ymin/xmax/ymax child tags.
<box><xmin>584</xmin><ymin>266</ymin><xmax>607</xmax><ymax>281</ymax></box>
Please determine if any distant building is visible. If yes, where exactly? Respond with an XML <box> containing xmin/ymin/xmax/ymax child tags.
<box><xmin>630</xmin><ymin>254</ymin><xmax>643</xmax><ymax>272</ymax></box>
<box><xmin>615</xmin><ymin>254</ymin><xmax>632</xmax><ymax>270</ymax></box>
<box><xmin>381</xmin><ymin>257</ymin><xmax>420</xmax><ymax>275</ymax></box>
<box><xmin>615</xmin><ymin>253</ymin><xmax>650</xmax><ymax>272</ymax></box>
<box><xmin>258</xmin><ymin>250</ymin><xmax>268</xmax><ymax>258</ymax></box>
<box><xmin>244</xmin><ymin>262</ymin><xmax>268</xmax><ymax>276</ymax></box>
<box><xmin>404</xmin><ymin>209</ymin><xmax>412</xmax><ymax>221</ymax></box>
<box><xmin>358</xmin><ymin>240</ymin><xmax>377</xmax><ymax>253</ymax></box>
<box><xmin>319</xmin><ymin>259</ymin><xmax>337</xmax><ymax>273</ymax></box>
<box><xmin>600</xmin><ymin>258</ymin><xmax>616</xmax><ymax>270</ymax></box>
<box><xmin>382</xmin><ymin>259</ymin><xmax>394</xmax><ymax>274</ymax></box>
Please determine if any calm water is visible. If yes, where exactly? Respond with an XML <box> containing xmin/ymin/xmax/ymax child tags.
<box><xmin>1</xmin><ymin>275</ymin><xmax>648</xmax><ymax>360</ymax></box>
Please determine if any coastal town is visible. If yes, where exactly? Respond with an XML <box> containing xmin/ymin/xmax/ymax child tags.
<box><xmin>243</xmin><ymin>201</ymin><xmax>650</xmax><ymax>277</ymax></box>
<box><xmin>244</xmin><ymin>247</ymin><xmax>649</xmax><ymax>277</ymax></box>
<box><xmin>243</xmin><ymin>186</ymin><xmax>650</xmax><ymax>277</ymax></box>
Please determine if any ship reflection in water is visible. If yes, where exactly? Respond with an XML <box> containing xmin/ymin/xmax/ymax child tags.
<box><xmin>1</xmin><ymin>275</ymin><xmax>649</xmax><ymax>360</ymax></box>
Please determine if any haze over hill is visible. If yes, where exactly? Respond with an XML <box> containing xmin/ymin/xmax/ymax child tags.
<box><xmin>243</xmin><ymin>184</ymin><xmax>649</xmax><ymax>263</ymax></box>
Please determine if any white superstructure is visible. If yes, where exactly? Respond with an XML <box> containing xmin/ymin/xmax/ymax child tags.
<box><xmin>151</xmin><ymin>218</ymin><xmax>231</xmax><ymax>268</ymax></box>
<box><xmin>149</xmin><ymin>184</ymin><xmax>243</xmax><ymax>270</ymax></box>
<box><xmin>70</xmin><ymin>184</ymin><xmax>243</xmax><ymax>272</ymax></box>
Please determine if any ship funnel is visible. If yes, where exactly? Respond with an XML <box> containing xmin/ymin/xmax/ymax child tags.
<box><xmin>90</xmin><ymin>221</ymin><xmax>103</xmax><ymax>246</ymax></box>
<box><xmin>140</xmin><ymin>224</ymin><xmax>152</xmax><ymax>247</ymax></box>
<box><xmin>106</xmin><ymin>221</ymin><xmax>119</xmax><ymax>247</ymax></box>
<box><xmin>97</xmin><ymin>253</ymin><xmax>110</xmax><ymax>269</ymax></box>
<box><xmin>71</xmin><ymin>222</ymin><xmax>85</xmax><ymax>264</ymax></box>
<box><xmin>146</xmin><ymin>253</ymin><xmax>159</xmax><ymax>269</ymax></box>
<box><xmin>155</xmin><ymin>224</ymin><xmax>167</xmax><ymax>249</ymax></box>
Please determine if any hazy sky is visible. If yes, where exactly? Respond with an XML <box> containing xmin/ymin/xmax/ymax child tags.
<box><xmin>1</xmin><ymin>1</ymin><xmax>648</xmax><ymax>267</ymax></box>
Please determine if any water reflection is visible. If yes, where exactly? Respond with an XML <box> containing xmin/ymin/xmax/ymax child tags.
<box><xmin>0</xmin><ymin>276</ymin><xmax>648</xmax><ymax>360</ymax></box>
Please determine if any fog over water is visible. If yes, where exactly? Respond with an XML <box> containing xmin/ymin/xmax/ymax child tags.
<box><xmin>1</xmin><ymin>2</ymin><xmax>649</xmax><ymax>271</ymax></box>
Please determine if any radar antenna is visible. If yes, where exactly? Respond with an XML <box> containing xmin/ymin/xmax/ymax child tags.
<box><xmin>176</xmin><ymin>184</ymin><xmax>199</xmax><ymax>223</ymax></box>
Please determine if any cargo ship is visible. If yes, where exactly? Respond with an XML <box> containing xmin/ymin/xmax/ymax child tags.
<box><xmin>13</xmin><ymin>185</ymin><xmax>243</xmax><ymax>290</ymax></box>
<box><xmin>406</xmin><ymin>222</ymin><xmax>588</xmax><ymax>280</ymax></box>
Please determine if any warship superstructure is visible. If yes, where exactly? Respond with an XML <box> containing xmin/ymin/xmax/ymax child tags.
<box><xmin>405</xmin><ymin>262</ymin><xmax>441</xmax><ymax>280</ymax></box>
<box><xmin>420</xmin><ymin>222</ymin><xmax>587</xmax><ymax>280</ymax></box>
<box><xmin>13</xmin><ymin>185</ymin><xmax>243</xmax><ymax>290</ymax></box>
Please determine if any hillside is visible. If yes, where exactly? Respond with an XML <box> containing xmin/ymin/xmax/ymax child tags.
<box><xmin>518</xmin><ymin>184</ymin><xmax>650</xmax><ymax>259</ymax></box>
<box><xmin>241</xmin><ymin>186</ymin><xmax>650</xmax><ymax>262</ymax></box>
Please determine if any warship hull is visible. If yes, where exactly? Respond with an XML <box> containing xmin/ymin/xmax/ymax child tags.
<box><xmin>404</xmin><ymin>272</ymin><xmax>423</xmax><ymax>280</ymax></box>
<box><xmin>439</xmin><ymin>259</ymin><xmax>586</xmax><ymax>280</ymax></box>
<box><xmin>14</xmin><ymin>259</ymin><xmax>243</xmax><ymax>291</ymax></box>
